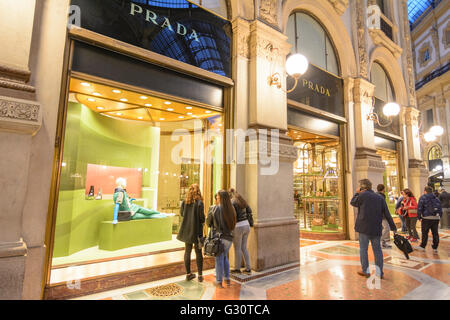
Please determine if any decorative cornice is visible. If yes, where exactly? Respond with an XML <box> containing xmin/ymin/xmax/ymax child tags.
<box><xmin>353</xmin><ymin>77</ymin><xmax>375</xmax><ymax>105</ymax></box>
<box><xmin>404</xmin><ymin>106</ymin><xmax>420</xmax><ymax>126</ymax></box>
<box><xmin>232</xmin><ymin>18</ymin><xmax>251</xmax><ymax>59</ymax></box>
<box><xmin>328</xmin><ymin>0</ymin><xmax>349</xmax><ymax>15</ymax></box>
<box><xmin>0</xmin><ymin>64</ymin><xmax>35</xmax><ymax>93</ymax></box>
<box><xmin>400</xmin><ymin>0</ymin><xmax>417</xmax><ymax>106</ymax></box>
<box><xmin>368</xmin><ymin>29</ymin><xmax>403</xmax><ymax>58</ymax></box>
<box><xmin>0</xmin><ymin>239</ymin><xmax>27</xmax><ymax>259</ymax></box>
<box><xmin>0</xmin><ymin>95</ymin><xmax>42</xmax><ymax>135</ymax></box>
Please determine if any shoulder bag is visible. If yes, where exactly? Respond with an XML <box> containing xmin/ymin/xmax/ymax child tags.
<box><xmin>203</xmin><ymin>207</ymin><xmax>225</xmax><ymax>257</ymax></box>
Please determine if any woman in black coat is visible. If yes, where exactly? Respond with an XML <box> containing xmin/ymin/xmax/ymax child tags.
<box><xmin>177</xmin><ymin>184</ymin><xmax>205</xmax><ymax>282</ymax></box>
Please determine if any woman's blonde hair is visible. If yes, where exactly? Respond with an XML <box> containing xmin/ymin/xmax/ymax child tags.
<box><xmin>185</xmin><ymin>184</ymin><xmax>203</xmax><ymax>205</ymax></box>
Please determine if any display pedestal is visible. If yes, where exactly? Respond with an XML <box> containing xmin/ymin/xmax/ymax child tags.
<box><xmin>99</xmin><ymin>217</ymin><xmax>173</xmax><ymax>251</ymax></box>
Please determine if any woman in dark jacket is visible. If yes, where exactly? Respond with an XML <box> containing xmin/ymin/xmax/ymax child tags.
<box><xmin>177</xmin><ymin>184</ymin><xmax>205</xmax><ymax>282</ymax></box>
<box><xmin>229</xmin><ymin>188</ymin><xmax>253</xmax><ymax>275</ymax></box>
<box><xmin>206</xmin><ymin>190</ymin><xmax>236</xmax><ymax>288</ymax></box>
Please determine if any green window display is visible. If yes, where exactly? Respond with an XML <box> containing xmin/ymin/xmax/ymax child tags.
<box><xmin>51</xmin><ymin>78</ymin><xmax>224</xmax><ymax>265</ymax></box>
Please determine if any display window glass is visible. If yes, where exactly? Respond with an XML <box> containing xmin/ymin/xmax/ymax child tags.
<box><xmin>376</xmin><ymin>148</ymin><xmax>400</xmax><ymax>215</ymax></box>
<box><xmin>289</xmin><ymin>129</ymin><xmax>345</xmax><ymax>235</ymax></box>
<box><xmin>49</xmin><ymin>76</ymin><xmax>223</xmax><ymax>283</ymax></box>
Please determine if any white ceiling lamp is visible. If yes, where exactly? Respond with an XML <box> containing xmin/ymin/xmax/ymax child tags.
<box><xmin>429</xmin><ymin>125</ymin><xmax>444</xmax><ymax>137</ymax></box>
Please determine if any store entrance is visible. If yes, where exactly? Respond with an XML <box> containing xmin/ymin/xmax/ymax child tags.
<box><xmin>376</xmin><ymin>148</ymin><xmax>401</xmax><ymax>215</ymax></box>
<box><xmin>288</xmin><ymin>128</ymin><xmax>346</xmax><ymax>240</ymax></box>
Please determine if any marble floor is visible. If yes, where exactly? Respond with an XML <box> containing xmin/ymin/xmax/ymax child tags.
<box><xmin>75</xmin><ymin>229</ymin><xmax>450</xmax><ymax>300</ymax></box>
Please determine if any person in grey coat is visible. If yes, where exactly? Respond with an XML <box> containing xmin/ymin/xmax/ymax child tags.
<box><xmin>177</xmin><ymin>184</ymin><xmax>205</xmax><ymax>282</ymax></box>
<box><xmin>351</xmin><ymin>179</ymin><xmax>397</xmax><ymax>279</ymax></box>
<box><xmin>377</xmin><ymin>184</ymin><xmax>392</xmax><ymax>249</ymax></box>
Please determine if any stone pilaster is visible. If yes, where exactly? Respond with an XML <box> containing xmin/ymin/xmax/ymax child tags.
<box><xmin>404</xmin><ymin>107</ymin><xmax>428</xmax><ymax>196</ymax></box>
<box><xmin>0</xmin><ymin>0</ymin><xmax>43</xmax><ymax>300</ymax></box>
<box><xmin>352</xmin><ymin>78</ymin><xmax>385</xmax><ymax>187</ymax></box>
<box><xmin>231</xmin><ymin>20</ymin><xmax>300</xmax><ymax>271</ymax></box>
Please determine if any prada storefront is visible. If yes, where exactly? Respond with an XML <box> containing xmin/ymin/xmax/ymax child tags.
<box><xmin>286</xmin><ymin>12</ymin><xmax>347</xmax><ymax>240</ymax></box>
<box><xmin>44</xmin><ymin>0</ymin><xmax>232</xmax><ymax>299</ymax></box>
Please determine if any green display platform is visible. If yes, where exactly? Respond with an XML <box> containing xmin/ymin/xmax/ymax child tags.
<box><xmin>99</xmin><ymin>216</ymin><xmax>173</xmax><ymax>251</ymax></box>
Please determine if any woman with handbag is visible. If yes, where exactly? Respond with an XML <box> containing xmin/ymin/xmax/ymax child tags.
<box><xmin>177</xmin><ymin>184</ymin><xmax>205</xmax><ymax>282</ymax></box>
<box><xmin>402</xmin><ymin>188</ymin><xmax>419</xmax><ymax>242</ymax></box>
<box><xmin>206</xmin><ymin>190</ymin><xmax>236</xmax><ymax>288</ymax></box>
<box><xmin>396</xmin><ymin>191</ymin><xmax>407</xmax><ymax>233</ymax></box>
<box><xmin>229</xmin><ymin>188</ymin><xmax>253</xmax><ymax>275</ymax></box>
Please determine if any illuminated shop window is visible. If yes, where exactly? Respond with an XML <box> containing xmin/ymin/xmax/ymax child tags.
<box><xmin>290</xmin><ymin>129</ymin><xmax>344</xmax><ymax>234</ymax></box>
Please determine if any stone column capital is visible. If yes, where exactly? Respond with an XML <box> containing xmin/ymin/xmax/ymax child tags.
<box><xmin>353</xmin><ymin>77</ymin><xmax>375</xmax><ymax>105</ymax></box>
<box><xmin>403</xmin><ymin>106</ymin><xmax>420</xmax><ymax>126</ymax></box>
<box><xmin>249</xmin><ymin>20</ymin><xmax>291</xmax><ymax>59</ymax></box>
<box><xmin>232</xmin><ymin>18</ymin><xmax>251</xmax><ymax>59</ymax></box>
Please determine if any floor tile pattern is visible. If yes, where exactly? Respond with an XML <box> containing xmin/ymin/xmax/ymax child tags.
<box><xmin>76</xmin><ymin>229</ymin><xmax>450</xmax><ymax>301</ymax></box>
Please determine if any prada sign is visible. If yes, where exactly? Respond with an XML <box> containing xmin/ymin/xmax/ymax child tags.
<box><xmin>70</xmin><ymin>0</ymin><xmax>231</xmax><ymax>77</ymax></box>
<box><xmin>287</xmin><ymin>63</ymin><xmax>344</xmax><ymax>117</ymax></box>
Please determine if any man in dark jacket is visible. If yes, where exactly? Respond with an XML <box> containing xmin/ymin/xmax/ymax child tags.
<box><xmin>351</xmin><ymin>179</ymin><xmax>397</xmax><ymax>279</ymax></box>
<box><xmin>438</xmin><ymin>187</ymin><xmax>450</xmax><ymax>229</ymax></box>
<box><xmin>416</xmin><ymin>186</ymin><xmax>442</xmax><ymax>253</ymax></box>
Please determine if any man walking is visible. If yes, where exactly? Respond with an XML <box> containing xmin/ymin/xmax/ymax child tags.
<box><xmin>416</xmin><ymin>186</ymin><xmax>442</xmax><ymax>253</ymax></box>
<box><xmin>351</xmin><ymin>179</ymin><xmax>397</xmax><ymax>279</ymax></box>
<box><xmin>377</xmin><ymin>184</ymin><xmax>392</xmax><ymax>249</ymax></box>
<box><xmin>438</xmin><ymin>187</ymin><xmax>450</xmax><ymax>229</ymax></box>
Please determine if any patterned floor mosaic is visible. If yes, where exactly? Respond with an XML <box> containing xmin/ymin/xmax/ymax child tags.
<box><xmin>76</xmin><ymin>231</ymin><xmax>450</xmax><ymax>301</ymax></box>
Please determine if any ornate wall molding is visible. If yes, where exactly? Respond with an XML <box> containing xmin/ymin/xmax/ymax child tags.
<box><xmin>368</xmin><ymin>29</ymin><xmax>403</xmax><ymax>58</ymax></box>
<box><xmin>233</xmin><ymin>18</ymin><xmax>251</xmax><ymax>59</ymax></box>
<box><xmin>404</xmin><ymin>106</ymin><xmax>420</xmax><ymax>127</ymax></box>
<box><xmin>0</xmin><ymin>96</ymin><xmax>42</xmax><ymax>135</ymax></box>
<box><xmin>443</xmin><ymin>21</ymin><xmax>450</xmax><ymax>50</ymax></box>
<box><xmin>417</xmin><ymin>40</ymin><xmax>433</xmax><ymax>68</ymax></box>
<box><xmin>0</xmin><ymin>239</ymin><xmax>27</xmax><ymax>259</ymax></box>
<box><xmin>327</xmin><ymin>0</ymin><xmax>349</xmax><ymax>16</ymax></box>
<box><xmin>0</xmin><ymin>64</ymin><xmax>35</xmax><ymax>93</ymax></box>
<box><xmin>355</xmin><ymin>0</ymin><xmax>369</xmax><ymax>79</ymax></box>
<box><xmin>400</xmin><ymin>0</ymin><xmax>417</xmax><ymax>107</ymax></box>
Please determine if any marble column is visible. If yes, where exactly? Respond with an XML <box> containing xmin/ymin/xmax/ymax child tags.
<box><xmin>404</xmin><ymin>107</ymin><xmax>428</xmax><ymax>197</ymax></box>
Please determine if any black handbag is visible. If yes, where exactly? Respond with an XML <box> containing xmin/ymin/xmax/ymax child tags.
<box><xmin>203</xmin><ymin>208</ymin><xmax>224</xmax><ymax>257</ymax></box>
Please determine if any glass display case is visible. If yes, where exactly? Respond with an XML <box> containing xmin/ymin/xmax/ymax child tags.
<box><xmin>293</xmin><ymin>138</ymin><xmax>344</xmax><ymax>234</ymax></box>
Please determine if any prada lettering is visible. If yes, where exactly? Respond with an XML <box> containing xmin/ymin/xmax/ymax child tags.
<box><xmin>130</xmin><ymin>2</ymin><xmax>200</xmax><ymax>42</ymax></box>
<box><xmin>302</xmin><ymin>79</ymin><xmax>331</xmax><ymax>97</ymax></box>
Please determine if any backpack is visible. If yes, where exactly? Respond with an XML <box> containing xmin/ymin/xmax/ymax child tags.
<box><xmin>425</xmin><ymin>196</ymin><xmax>442</xmax><ymax>217</ymax></box>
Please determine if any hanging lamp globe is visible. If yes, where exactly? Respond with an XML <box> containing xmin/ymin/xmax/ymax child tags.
<box><xmin>382</xmin><ymin>102</ymin><xmax>400</xmax><ymax>117</ymax></box>
<box><xmin>286</xmin><ymin>54</ymin><xmax>309</xmax><ymax>79</ymax></box>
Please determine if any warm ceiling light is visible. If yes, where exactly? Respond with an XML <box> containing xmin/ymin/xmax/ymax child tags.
<box><xmin>160</xmin><ymin>118</ymin><xmax>165</xmax><ymax>121</ymax></box>
<box><xmin>205</xmin><ymin>110</ymin><xmax>212</xmax><ymax>114</ymax></box>
<box><xmin>116</xmin><ymin>112</ymin><xmax>123</xmax><ymax>116</ymax></box>
<box><xmin>92</xmin><ymin>92</ymin><xmax>101</xmax><ymax>96</ymax></box>
<box><xmin>87</xmin><ymin>98</ymin><xmax>95</xmax><ymax>102</ymax></box>
<box><xmin>178</xmin><ymin>116</ymin><xmax>185</xmax><ymax>119</ymax></box>
<box><xmin>164</xmin><ymin>101</ymin><xmax>172</xmax><ymax>105</ymax></box>
<box><xmin>137</xmin><ymin>116</ymin><xmax>144</xmax><ymax>120</ymax></box>
<box><xmin>140</xmin><ymin>96</ymin><xmax>148</xmax><ymax>100</ymax></box>
<box><xmin>187</xmin><ymin>112</ymin><xmax>193</xmax><ymax>115</ymax></box>
<box><xmin>145</xmin><ymin>103</ymin><xmax>152</xmax><ymax>107</ymax></box>
<box><xmin>424</xmin><ymin>132</ymin><xmax>436</xmax><ymax>142</ymax></box>
<box><xmin>112</xmin><ymin>89</ymin><xmax>121</xmax><ymax>93</ymax></box>
<box><xmin>96</xmin><ymin>106</ymin><xmax>105</xmax><ymax>110</ymax></box>
<box><xmin>120</xmin><ymin>98</ymin><xmax>128</xmax><ymax>102</ymax></box>
<box><xmin>167</xmin><ymin>108</ymin><xmax>174</xmax><ymax>111</ymax></box>
<box><xmin>186</xmin><ymin>106</ymin><xmax>192</xmax><ymax>109</ymax></box>
<box><xmin>81</xmin><ymin>82</ymin><xmax>91</xmax><ymax>87</ymax></box>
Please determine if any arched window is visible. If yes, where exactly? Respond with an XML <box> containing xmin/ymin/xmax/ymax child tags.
<box><xmin>428</xmin><ymin>145</ymin><xmax>443</xmax><ymax>161</ymax></box>
<box><xmin>370</xmin><ymin>62</ymin><xmax>395</xmax><ymax>102</ymax></box>
<box><xmin>286</xmin><ymin>12</ymin><xmax>339</xmax><ymax>76</ymax></box>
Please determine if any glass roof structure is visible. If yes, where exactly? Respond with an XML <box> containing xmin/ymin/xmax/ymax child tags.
<box><xmin>407</xmin><ymin>0</ymin><xmax>436</xmax><ymax>26</ymax></box>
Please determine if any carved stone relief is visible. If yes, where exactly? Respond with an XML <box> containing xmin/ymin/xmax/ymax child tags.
<box><xmin>259</xmin><ymin>0</ymin><xmax>278</xmax><ymax>27</ymax></box>
<box><xmin>356</xmin><ymin>0</ymin><xmax>369</xmax><ymax>79</ymax></box>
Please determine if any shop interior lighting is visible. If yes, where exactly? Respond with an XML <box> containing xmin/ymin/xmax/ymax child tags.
<box><xmin>96</xmin><ymin>106</ymin><xmax>105</xmax><ymax>110</ymax></box>
<box><xmin>112</xmin><ymin>89</ymin><xmax>121</xmax><ymax>93</ymax></box>
<box><xmin>120</xmin><ymin>98</ymin><xmax>128</xmax><ymax>102</ymax></box>
<box><xmin>430</xmin><ymin>125</ymin><xmax>444</xmax><ymax>137</ymax></box>
<box><xmin>81</xmin><ymin>82</ymin><xmax>91</xmax><ymax>87</ymax></box>
<box><xmin>186</xmin><ymin>106</ymin><xmax>192</xmax><ymax>109</ymax></box>
<box><xmin>92</xmin><ymin>92</ymin><xmax>101</xmax><ymax>96</ymax></box>
<box><xmin>140</xmin><ymin>96</ymin><xmax>148</xmax><ymax>99</ymax></box>
<box><xmin>167</xmin><ymin>108</ymin><xmax>174</xmax><ymax>111</ymax></box>
<box><xmin>87</xmin><ymin>98</ymin><xmax>96</xmax><ymax>102</ymax></box>
<box><xmin>145</xmin><ymin>104</ymin><xmax>152</xmax><ymax>107</ymax></box>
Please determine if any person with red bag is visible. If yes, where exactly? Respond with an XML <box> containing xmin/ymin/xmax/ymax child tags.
<box><xmin>402</xmin><ymin>189</ymin><xmax>419</xmax><ymax>242</ymax></box>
